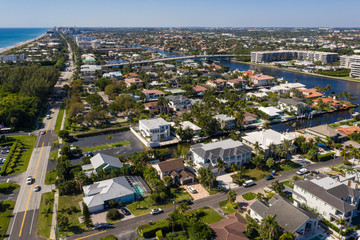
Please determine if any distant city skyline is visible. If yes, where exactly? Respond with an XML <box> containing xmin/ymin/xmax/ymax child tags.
<box><xmin>2</xmin><ymin>0</ymin><xmax>360</xmax><ymax>28</ymax></box>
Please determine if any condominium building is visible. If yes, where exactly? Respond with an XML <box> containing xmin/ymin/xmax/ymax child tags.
<box><xmin>139</xmin><ymin>118</ymin><xmax>171</xmax><ymax>142</ymax></box>
<box><xmin>0</xmin><ymin>54</ymin><xmax>25</xmax><ymax>62</ymax></box>
<box><xmin>341</xmin><ymin>55</ymin><xmax>360</xmax><ymax>78</ymax></box>
<box><xmin>251</xmin><ymin>50</ymin><xmax>338</xmax><ymax>64</ymax></box>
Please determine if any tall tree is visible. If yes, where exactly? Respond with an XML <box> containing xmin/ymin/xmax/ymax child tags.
<box><xmin>82</xmin><ymin>202</ymin><xmax>93</xmax><ymax>228</ymax></box>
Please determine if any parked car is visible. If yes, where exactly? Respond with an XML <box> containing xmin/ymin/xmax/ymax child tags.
<box><xmin>188</xmin><ymin>186</ymin><xmax>197</xmax><ymax>194</ymax></box>
<box><xmin>243</xmin><ymin>180</ymin><xmax>255</xmax><ymax>187</ymax></box>
<box><xmin>150</xmin><ymin>208</ymin><xmax>163</xmax><ymax>215</ymax></box>
<box><xmin>34</xmin><ymin>185</ymin><xmax>41</xmax><ymax>192</ymax></box>
<box><xmin>0</xmin><ymin>158</ymin><xmax>4</xmax><ymax>164</ymax></box>
<box><xmin>26</xmin><ymin>176</ymin><xmax>33</xmax><ymax>185</ymax></box>
<box><xmin>120</xmin><ymin>207</ymin><xmax>131</xmax><ymax>216</ymax></box>
<box><xmin>85</xmin><ymin>152</ymin><xmax>94</xmax><ymax>157</ymax></box>
<box><xmin>264</xmin><ymin>175</ymin><xmax>274</xmax><ymax>180</ymax></box>
<box><xmin>179</xmin><ymin>199</ymin><xmax>193</xmax><ymax>205</ymax></box>
<box><xmin>296</xmin><ymin>168</ymin><xmax>309</xmax><ymax>175</ymax></box>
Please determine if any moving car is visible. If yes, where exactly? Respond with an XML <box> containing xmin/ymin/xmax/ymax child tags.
<box><xmin>120</xmin><ymin>207</ymin><xmax>131</xmax><ymax>216</ymax></box>
<box><xmin>34</xmin><ymin>185</ymin><xmax>41</xmax><ymax>192</ymax></box>
<box><xmin>92</xmin><ymin>223</ymin><xmax>111</xmax><ymax>230</ymax></box>
<box><xmin>188</xmin><ymin>186</ymin><xmax>197</xmax><ymax>194</ymax></box>
<box><xmin>264</xmin><ymin>175</ymin><xmax>274</xmax><ymax>180</ymax></box>
<box><xmin>150</xmin><ymin>208</ymin><xmax>163</xmax><ymax>215</ymax></box>
<box><xmin>26</xmin><ymin>176</ymin><xmax>33</xmax><ymax>185</ymax></box>
<box><xmin>243</xmin><ymin>180</ymin><xmax>255</xmax><ymax>187</ymax></box>
<box><xmin>40</xmin><ymin>131</ymin><xmax>45</xmax><ymax>135</ymax></box>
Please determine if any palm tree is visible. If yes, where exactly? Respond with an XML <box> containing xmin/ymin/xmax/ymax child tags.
<box><xmin>340</xmin><ymin>150</ymin><xmax>349</xmax><ymax>164</ymax></box>
<box><xmin>253</xmin><ymin>141</ymin><xmax>262</xmax><ymax>155</ymax></box>
<box><xmin>336</xmin><ymin>217</ymin><xmax>349</xmax><ymax>240</ymax></box>
<box><xmin>259</xmin><ymin>215</ymin><xmax>282</xmax><ymax>240</ymax></box>
<box><xmin>268</xmin><ymin>143</ymin><xmax>277</xmax><ymax>157</ymax></box>
<box><xmin>266</xmin><ymin>157</ymin><xmax>276</xmax><ymax>169</ymax></box>
<box><xmin>279</xmin><ymin>231</ymin><xmax>295</xmax><ymax>240</ymax></box>
<box><xmin>237</xmin><ymin>166</ymin><xmax>246</xmax><ymax>179</ymax></box>
<box><xmin>215</xmin><ymin>159</ymin><xmax>226</xmax><ymax>176</ymax></box>
<box><xmin>252</xmin><ymin>155</ymin><xmax>263</xmax><ymax>169</ymax></box>
<box><xmin>167</xmin><ymin>210</ymin><xmax>179</xmax><ymax>233</ymax></box>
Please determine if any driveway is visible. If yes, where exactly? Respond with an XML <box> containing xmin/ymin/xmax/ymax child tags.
<box><xmin>91</xmin><ymin>208</ymin><xmax>135</xmax><ymax>224</ymax></box>
<box><xmin>217</xmin><ymin>173</ymin><xmax>238</xmax><ymax>190</ymax></box>
<box><xmin>185</xmin><ymin>183</ymin><xmax>210</xmax><ymax>200</ymax></box>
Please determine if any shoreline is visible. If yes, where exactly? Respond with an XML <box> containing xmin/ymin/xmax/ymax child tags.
<box><xmin>231</xmin><ymin>60</ymin><xmax>360</xmax><ymax>83</ymax></box>
<box><xmin>0</xmin><ymin>33</ymin><xmax>46</xmax><ymax>55</ymax></box>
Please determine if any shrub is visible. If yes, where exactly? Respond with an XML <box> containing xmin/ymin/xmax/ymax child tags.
<box><xmin>74</xmin><ymin>127</ymin><xmax>129</xmax><ymax>138</ymax></box>
<box><xmin>107</xmin><ymin>208</ymin><xmax>121</xmax><ymax>221</ymax></box>
<box><xmin>317</xmin><ymin>152</ymin><xmax>334</xmax><ymax>162</ymax></box>
<box><xmin>108</xmin><ymin>200</ymin><xmax>118</xmax><ymax>208</ymax></box>
<box><xmin>156</xmin><ymin>230</ymin><xmax>164</xmax><ymax>240</ymax></box>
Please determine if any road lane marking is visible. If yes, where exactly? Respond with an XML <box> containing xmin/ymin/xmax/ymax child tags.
<box><xmin>19</xmin><ymin>142</ymin><xmax>44</xmax><ymax>237</ymax></box>
<box><xmin>73</xmin><ymin>230</ymin><xmax>107</xmax><ymax>240</ymax></box>
<box><xmin>45</xmin><ymin>117</ymin><xmax>52</xmax><ymax>134</ymax></box>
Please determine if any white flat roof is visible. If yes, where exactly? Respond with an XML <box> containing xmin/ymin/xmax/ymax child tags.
<box><xmin>139</xmin><ymin>118</ymin><xmax>169</xmax><ymax>129</ymax></box>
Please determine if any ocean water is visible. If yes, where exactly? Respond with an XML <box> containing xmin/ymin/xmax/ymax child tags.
<box><xmin>0</xmin><ymin>28</ymin><xmax>49</xmax><ymax>50</ymax></box>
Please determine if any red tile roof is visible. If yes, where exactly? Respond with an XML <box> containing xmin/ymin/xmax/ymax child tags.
<box><xmin>193</xmin><ymin>85</ymin><xmax>207</xmax><ymax>92</ymax></box>
<box><xmin>210</xmin><ymin>213</ymin><xmax>249</xmax><ymax>240</ymax></box>
<box><xmin>336</xmin><ymin>126</ymin><xmax>360</xmax><ymax>135</ymax></box>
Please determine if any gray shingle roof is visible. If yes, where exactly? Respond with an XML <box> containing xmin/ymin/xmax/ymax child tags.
<box><xmin>90</xmin><ymin>153</ymin><xmax>123</xmax><ymax>170</ymax></box>
<box><xmin>294</xmin><ymin>180</ymin><xmax>356</xmax><ymax>213</ymax></box>
<box><xmin>191</xmin><ymin>139</ymin><xmax>252</xmax><ymax>161</ymax></box>
<box><xmin>250</xmin><ymin>194</ymin><xmax>318</xmax><ymax>233</ymax></box>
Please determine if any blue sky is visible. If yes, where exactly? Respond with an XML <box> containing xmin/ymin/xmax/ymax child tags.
<box><xmin>2</xmin><ymin>0</ymin><xmax>360</xmax><ymax>28</ymax></box>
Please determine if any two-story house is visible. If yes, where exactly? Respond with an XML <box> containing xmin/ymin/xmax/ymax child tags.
<box><xmin>153</xmin><ymin>158</ymin><xmax>195</xmax><ymax>185</ymax></box>
<box><xmin>250</xmin><ymin>74</ymin><xmax>274</xmax><ymax>86</ymax></box>
<box><xmin>213</xmin><ymin>114</ymin><xmax>236</xmax><ymax>130</ymax></box>
<box><xmin>139</xmin><ymin>118</ymin><xmax>171</xmax><ymax>142</ymax></box>
<box><xmin>166</xmin><ymin>95</ymin><xmax>192</xmax><ymax>111</ymax></box>
<box><xmin>190</xmin><ymin>139</ymin><xmax>252</xmax><ymax>170</ymax></box>
<box><xmin>293</xmin><ymin>177</ymin><xmax>360</xmax><ymax>226</ymax></box>
<box><xmin>142</xmin><ymin>89</ymin><xmax>166</xmax><ymax>101</ymax></box>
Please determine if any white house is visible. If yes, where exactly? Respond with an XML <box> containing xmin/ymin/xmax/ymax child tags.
<box><xmin>190</xmin><ymin>139</ymin><xmax>252</xmax><ymax>170</ymax></box>
<box><xmin>139</xmin><ymin>118</ymin><xmax>171</xmax><ymax>142</ymax></box>
<box><xmin>81</xmin><ymin>153</ymin><xmax>123</xmax><ymax>173</ymax></box>
<box><xmin>166</xmin><ymin>95</ymin><xmax>192</xmax><ymax>111</ymax></box>
<box><xmin>293</xmin><ymin>177</ymin><xmax>360</xmax><ymax>226</ymax></box>
<box><xmin>83</xmin><ymin>177</ymin><xmax>135</xmax><ymax>213</ymax></box>
<box><xmin>80</xmin><ymin>65</ymin><xmax>101</xmax><ymax>76</ymax></box>
<box><xmin>250</xmin><ymin>194</ymin><xmax>319</xmax><ymax>237</ymax></box>
<box><xmin>102</xmin><ymin>71</ymin><xmax>123</xmax><ymax>79</ymax></box>
<box><xmin>213</xmin><ymin>114</ymin><xmax>236</xmax><ymax>130</ymax></box>
<box><xmin>170</xmin><ymin>121</ymin><xmax>202</xmax><ymax>136</ymax></box>
<box><xmin>242</xmin><ymin>129</ymin><xmax>292</xmax><ymax>156</ymax></box>
<box><xmin>258</xmin><ymin>106</ymin><xmax>283</xmax><ymax>119</ymax></box>
<box><xmin>278</xmin><ymin>98</ymin><xmax>309</xmax><ymax>115</ymax></box>
<box><xmin>142</xmin><ymin>89</ymin><xmax>165</xmax><ymax>101</ymax></box>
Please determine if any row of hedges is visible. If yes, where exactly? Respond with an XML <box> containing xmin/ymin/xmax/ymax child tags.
<box><xmin>138</xmin><ymin>219</ymin><xmax>181</xmax><ymax>238</ymax></box>
<box><xmin>0</xmin><ymin>141</ymin><xmax>14</xmax><ymax>147</ymax></box>
<box><xmin>317</xmin><ymin>152</ymin><xmax>335</xmax><ymax>162</ymax></box>
<box><xmin>0</xmin><ymin>142</ymin><xmax>18</xmax><ymax>176</ymax></box>
<box><xmin>73</xmin><ymin>127</ymin><xmax>129</xmax><ymax>138</ymax></box>
<box><xmin>5</xmin><ymin>142</ymin><xmax>24</xmax><ymax>175</ymax></box>
<box><xmin>0</xmin><ymin>183</ymin><xmax>20</xmax><ymax>194</ymax></box>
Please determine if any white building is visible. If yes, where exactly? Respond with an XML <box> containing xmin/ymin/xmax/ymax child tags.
<box><xmin>213</xmin><ymin>114</ymin><xmax>236</xmax><ymax>130</ymax></box>
<box><xmin>166</xmin><ymin>95</ymin><xmax>192</xmax><ymax>111</ymax></box>
<box><xmin>242</xmin><ymin>129</ymin><xmax>291</xmax><ymax>156</ymax></box>
<box><xmin>170</xmin><ymin>121</ymin><xmax>202</xmax><ymax>136</ymax></box>
<box><xmin>258</xmin><ymin>106</ymin><xmax>283</xmax><ymax>118</ymax></box>
<box><xmin>80</xmin><ymin>65</ymin><xmax>101</xmax><ymax>76</ymax></box>
<box><xmin>293</xmin><ymin>177</ymin><xmax>360</xmax><ymax>226</ymax></box>
<box><xmin>0</xmin><ymin>54</ymin><xmax>25</xmax><ymax>62</ymax></box>
<box><xmin>190</xmin><ymin>139</ymin><xmax>252</xmax><ymax>169</ymax></box>
<box><xmin>103</xmin><ymin>71</ymin><xmax>123</xmax><ymax>79</ymax></box>
<box><xmin>139</xmin><ymin>118</ymin><xmax>171</xmax><ymax>142</ymax></box>
<box><xmin>340</xmin><ymin>55</ymin><xmax>360</xmax><ymax>78</ymax></box>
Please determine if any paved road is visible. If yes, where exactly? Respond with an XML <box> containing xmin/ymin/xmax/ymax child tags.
<box><xmin>65</xmin><ymin>157</ymin><xmax>344</xmax><ymax>240</ymax></box>
<box><xmin>4</xmin><ymin>46</ymin><xmax>73</xmax><ymax>240</ymax></box>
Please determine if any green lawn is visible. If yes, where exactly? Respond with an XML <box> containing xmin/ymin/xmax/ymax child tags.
<box><xmin>0</xmin><ymin>200</ymin><xmax>15</xmax><ymax>239</ymax></box>
<box><xmin>49</xmin><ymin>150</ymin><xmax>58</xmax><ymax>160</ymax></box>
<box><xmin>58</xmin><ymin>194</ymin><xmax>85</xmax><ymax>237</ymax></box>
<box><xmin>55</xmin><ymin>103</ymin><xmax>66</xmax><ymax>134</ymax></box>
<box><xmin>242</xmin><ymin>192</ymin><xmax>256</xmax><ymax>201</ymax></box>
<box><xmin>81</xmin><ymin>141</ymin><xmax>131</xmax><ymax>152</ymax></box>
<box><xmin>10</xmin><ymin>135</ymin><xmax>37</xmax><ymax>175</ymax></box>
<box><xmin>127</xmin><ymin>189</ymin><xmax>192</xmax><ymax>217</ymax></box>
<box><xmin>203</xmin><ymin>185</ymin><xmax>223</xmax><ymax>195</ymax></box>
<box><xmin>198</xmin><ymin>207</ymin><xmax>223</xmax><ymax>224</ymax></box>
<box><xmin>45</xmin><ymin>169</ymin><xmax>57</xmax><ymax>185</ymax></box>
<box><xmin>0</xmin><ymin>183</ymin><xmax>20</xmax><ymax>194</ymax></box>
<box><xmin>138</xmin><ymin>219</ymin><xmax>168</xmax><ymax>238</ymax></box>
<box><xmin>165</xmin><ymin>232</ymin><xmax>189</xmax><ymax>240</ymax></box>
<box><xmin>36</xmin><ymin>192</ymin><xmax>55</xmax><ymax>239</ymax></box>
<box><xmin>219</xmin><ymin>200</ymin><xmax>236</xmax><ymax>214</ymax></box>
<box><xmin>282</xmin><ymin>180</ymin><xmax>294</xmax><ymax>189</ymax></box>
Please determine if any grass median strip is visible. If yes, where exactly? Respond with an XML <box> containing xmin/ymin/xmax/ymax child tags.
<box><xmin>0</xmin><ymin>200</ymin><xmax>15</xmax><ymax>239</ymax></box>
<box><xmin>36</xmin><ymin>192</ymin><xmax>55</xmax><ymax>239</ymax></box>
<box><xmin>10</xmin><ymin>135</ymin><xmax>37</xmax><ymax>175</ymax></box>
<box><xmin>81</xmin><ymin>141</ymin><xmax>131</xmax><ymax>152</ymax></box>
<box><xmin>55</xmin><ymin>103</ymin><xmax>65</xmax><ymax>135</ymax></box>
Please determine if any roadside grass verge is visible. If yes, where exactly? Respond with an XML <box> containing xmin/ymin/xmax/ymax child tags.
<box><xmin>55</xmin><ymin>103</ymin><xmax>65</xmax><ymax>135</ymax></box>
<box><xmin>0</xmin><ymin>200</ymin><xmax>15</xmax><ymax>239</ymax></box>
<box><xmin>282</xmin><ymin>180</ymin><xmax>294</xmax><ymax>188</ymax></box>
<box><xmin>10</xmin><ymin>135</ymin><xmax>37</xmax><ymax>175</ymax></box>
<box><xmin>242</xmin><ymin>192</ymin><xmax>256</xmax><ymax>201</ymax></box>
<box><xmin>57</xmin><ymin>194</ymin><xmax>85</xmax><ymax>237</ymax></box>
<box><xmin>127</xmin><ymin>189</ymin><xmax>192</xmax><ymax>217</ymax></box>
<box><xmin>49</xmin><ymin>150</ymin><xmax>58</xmax><ymax>160</ymax></box>
<box><xmin>0</xmin><ymin>183</ymin><xmax>20</xmax><ymax>194</ymax></box>
<box><xmin>45</xmin><ymin>169</ymin><xmax>57</xmax><ymax>185</ymax></box>
<box><xmin>219</xmin><ymin>200</ymin><xmax>236</xmax><ymax>214</ymax></box>
<box><xmin>36</xmin><ymin>192</ymin><xmax>55</xmax><ymax>239</ymax></box>
<box><xmin>98</xmin><ymin>235</ymin><xmax>117</xmax><ymax>240</ymax></box>
<box><xmin>81</xmin><ymin>141</ymin><xmax>130</xmax><ymax>153</ymax></box>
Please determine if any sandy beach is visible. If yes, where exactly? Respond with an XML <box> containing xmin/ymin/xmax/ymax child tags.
<box><xmin>0</xmin><ymin>33</ymin><xmax>46</xmax><ymax>54</ymax></box>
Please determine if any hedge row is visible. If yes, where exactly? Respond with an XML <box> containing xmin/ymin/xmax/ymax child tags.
<box><xmin>0</xmin><ymin>141</ymin><xmax>15</xmax><ymax>147</ymax></box>
<box><xmin>317</xmin><ymin>152</ymin><xmax>335</xmax><ymax>162</ymax></box>
<box><xmin>0</xmin><ymin>183</ymin><xmax>19</xmax><ymax>194</ymax></box>
<box><xmin>139</xmin><ymin>220</ymin><xmax>182</xmax><ymax>238</ymax></box>
<box><xmin>0</xmin><ymin>141</ymin><xmax>18</xmax><ymax>175</ymax></box>
<box><xmin>5</xmin><ymin>142</ymin><xmax>24</xmax><ymax>175</ymax></box>
<box><xmin>73</xmin><ymin>127</ymin><xmax>129</xmax><ymax>138</ymax></box>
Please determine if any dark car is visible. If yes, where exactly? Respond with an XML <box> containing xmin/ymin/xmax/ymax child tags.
<box><xmin>264</xmin><ymin>175</ymin><xmax>274</xmax><ymax>180</ymax></box>
<box><xmin>120</xmin><ymin>207</ymin><xmax>131</xmax><ymax>216</ymax></box>
<box><xmin>179</xmin><ymin>199</ymin><xmax>193</xmax><ymax>205</ymax></box>
<box><xmin>92</xmin><ymin>223</ymin><xmax>111</xmax><ymax>230</ymax></box>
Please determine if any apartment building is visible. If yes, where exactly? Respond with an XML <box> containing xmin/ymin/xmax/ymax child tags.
<box><xmin>340</xmin><ymin>55</ymin><xmax>360</xmax><ymax>78</ymax></box>
<box><xmin>293</xmin><ymin>177</ymin><xmax>360</xmax><ymax>225</ymax></box>
<box><xmin>251</xmin><ymin>50</ymin><xmax>338</xmax><ymax>64</ymax></box>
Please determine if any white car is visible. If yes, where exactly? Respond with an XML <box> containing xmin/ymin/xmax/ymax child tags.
<box><xmin>188</xmin><ymin>186</ymin><xmax>197</xmax><ymax>194</ymax></box>
<box><xmin>150</xmin><ymin>208</ymin><xmax>163</xmax><ymax>215</ymax></box>
<box><xmin>40</xmin><ymin>131</ymin><xmax>45</xmax><ymax>135</ymax></box>
<box><xmin>34</xmin><ymin>185</ymin><xmax>41</xmax><ymax>192</ymax></box>
<box><xmin>26</xmin><ymin>176</ymin><xmax>33</xmax><ymax>185</ymax></box>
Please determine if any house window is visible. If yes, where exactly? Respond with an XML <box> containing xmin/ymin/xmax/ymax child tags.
<box><xmin>323</xmin><ymin>211</ymin><xmax>327</xmax><ymax>216</ymax></box>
